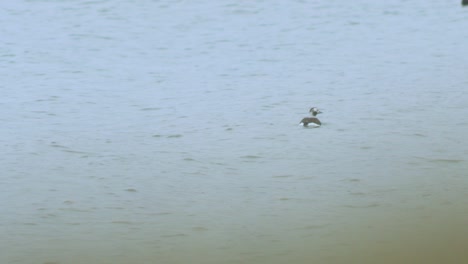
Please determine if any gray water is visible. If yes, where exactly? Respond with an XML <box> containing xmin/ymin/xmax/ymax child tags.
<box><xmin>2</xmin><ymin>1</ymin><xmax>468</xmax><ymax>263</ymax></box>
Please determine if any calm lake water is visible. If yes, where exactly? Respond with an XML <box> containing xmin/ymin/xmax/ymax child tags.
<box><xmin>2</xmin><ymin>0</ymin><xmax>468</xmax><ymax>263</ymax></box>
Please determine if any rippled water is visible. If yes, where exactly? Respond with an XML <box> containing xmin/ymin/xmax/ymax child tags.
<box><xmin>2</xmin><ymin>1</ymin><xmax>468</xmax><ymax>263</ymax></box>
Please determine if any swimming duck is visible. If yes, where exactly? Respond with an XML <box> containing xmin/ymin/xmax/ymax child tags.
<box><xmin>299</xmin><ymin>107</ymin><xmax>322</xmax><ymax>127</ymax></box>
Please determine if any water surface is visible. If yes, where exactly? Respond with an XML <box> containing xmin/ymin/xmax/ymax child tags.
<box><xmin>2</xmin><ymin>1</ymin><xmax>468</xmax><ymax>263</ymax></box>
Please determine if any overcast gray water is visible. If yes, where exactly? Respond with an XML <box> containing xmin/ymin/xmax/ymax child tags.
<box><xmin>2</xmin><ymin>1</ymin><xmax>468</xmax><ymax>263</ymax></box>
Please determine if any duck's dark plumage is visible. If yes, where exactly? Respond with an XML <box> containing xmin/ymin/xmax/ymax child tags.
<box><xmin>300</xmin><ymin>117</ymin><xmax>321</xmax><ymax>126</ymax></box>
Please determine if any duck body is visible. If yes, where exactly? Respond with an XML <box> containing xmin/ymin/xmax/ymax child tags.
<box><xmin>299</xmin><ymin>107</ymin><xmax>322</xmax><ymax>127</ymax></box>
<box><xmin>300</xmin><ymin>117</ymin><xmax>321</xmax><ymax>127</ymax></box>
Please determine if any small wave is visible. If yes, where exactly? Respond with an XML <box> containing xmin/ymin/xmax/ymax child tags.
<box><xmin>112</xmin><ymin>221</ymin><xmax>133</xmax><ymax>224</ymax></box>
<box><xmin>49</xmin><ymin>143</ymin><xmax>91</xmax><ymax>155</ymax></box>
<box><xmin>62</xmin><ymin>149</ymin><xmax>89</xmax><ymax>155</ymax></box>
<box><xmin>272</xmin><ymin>174</ymin><xmax>293</xmax><ymax>178</ymax></box>
<box><xmin>298</xmin><ymin>224</ymin><xmax>330</xmax><ymax>230</ymax></box>
<box><xmin>343</xmin><ymin>203</ymin><xmax>380</xmax><ymax>208</ymax></box>
<box><xmin>162</xmin><ymin>233</ymin><xmax>188</xmax><ymax>238</ymax></box>
<box><xmin>192</xmin><ymin>226</ymin><xmax>208</xmax><ymax>231</ymax></box>
<box><xmin>240</xmin><ymin>155</ymin><xmax>262</xmax><ymax>159</ymax></box>
<box><xmin>166</xmin><ymin>134</ymin><xmax>183</xmax><ymax>138</ymax></box>
<box><xmin>50</xmin><ymin>143</ymin><xmax>66</xmax><ymax>148</ymax></box>
<box><xmin>431</xmin><ymin>159</ymin><xmax>464</xmax><ymax>164</ymax></box>
<box><xmin>349</xmin><ymin>192</ymin><xmax>367</xmax><ymax>196</ymax></box>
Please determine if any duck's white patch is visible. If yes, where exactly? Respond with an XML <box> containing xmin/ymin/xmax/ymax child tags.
<box><xmin>299</xmin><ymin>122</ymin><xmax>320</xmax><ymax>128</ymax></box>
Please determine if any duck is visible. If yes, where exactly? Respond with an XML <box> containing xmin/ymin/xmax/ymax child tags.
<box><xmin>299</xmin><ymin>107</ymin><xmax>322</xmax><ymax>127</ymax></box>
